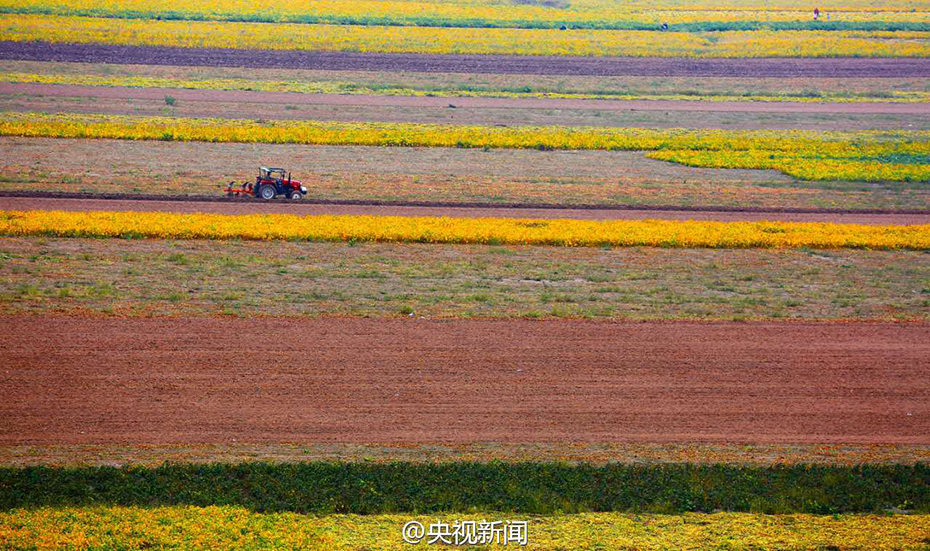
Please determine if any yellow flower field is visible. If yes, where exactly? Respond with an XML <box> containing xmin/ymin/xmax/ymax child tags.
<box><xmin>645</xmin><ymin>150</ymin><xmax>930</xmax><ymax>182</ymax></box>
<box><xmin>9</xmin><ymin>71</ymin><xmax>929</xmax><ymax>103</ymax></box>
<box><xmin>2</xmin><ymin>14</ymin><xmax>929</xmax><ymax>57</ymax></box>
<box><xmin>2</xmin><ymin>210</ymin><xmax>928</xmax><ymax>250</ymax></box>
<box><xmin>3</xmin><ymin>112</ymin><xmax>928</xmax><ymax>182</ymax></box>
<box><xmin>2</xmin><ymin>507</ymin><xmax>929</xmax><ymax>550</ymax></box>
<box><xmin>4</xmin><ymin>0</ymin><xmax>930</xmax><ymax>28</ymax></box>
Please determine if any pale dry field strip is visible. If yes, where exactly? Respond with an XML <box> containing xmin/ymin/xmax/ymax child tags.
<box><xmin>4</xmin><ymin>137</ymin><xmax>928</xmax><ymax>211</ymax></box>
<box><xmin>5</xmin><ymin>83</ymin><xmax>930</xmax><ymax>131</ymax></box>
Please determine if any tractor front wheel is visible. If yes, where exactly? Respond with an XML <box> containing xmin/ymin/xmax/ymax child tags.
<box><xmin>289</xmin><ymin>190</ymin><xmax>303</xmax><ymax>200</ymax></box>
<box><xmin>258</xmin><ymin>185</ymin><xmax>276</xmax><ymax>200</ymax></box>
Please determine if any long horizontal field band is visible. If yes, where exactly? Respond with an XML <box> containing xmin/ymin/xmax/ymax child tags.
<box><xmin>6</xmin><ymin>191</ymin><xmax>928</xmax><ymax>216</ymax></box>
<box><xmin>3</xmin><ymin>508</ymin><xmax>930</xmax><ymax>548</ymax></box>
<box><xmin>1</xmin><ymin>15</ymin><xmax>928</xmax><ymax>58</ymax></box>
<box><xmin>2</xmin><ymin>210</ymin><xmax>928</xmax><ymax>249</ymax></box>
<box><xmin>5</xmin><ymin>42</ymin><xmax>930</xmax><ymax>77</ymax></box>
<box><xmin>2</xmin><ymin>462</ymin><xmax>929</xmax><ymax>514</ymax></box>
<box><xmin>3</xmin><ymin>112</ymin><xmax>929</xmax><ymax>182</ymax></box>
<box><xmin>9</xmin><ymin>72</ymin><xmax>929</xmax><ymax>103</ymax></box>
<box><xmin>5</xmin><ymin>443</ymin><xmax>930</xmax><ymax>467</ymax></box>
<box><xmin>4</xmin><ymin>5</ymin><xmax>930</xmax><ymax>31</ymax></box>
<box><xmin>4</xmin><ymin>0</ymin><xmax>930</xmax><ymax>31</ymax></box>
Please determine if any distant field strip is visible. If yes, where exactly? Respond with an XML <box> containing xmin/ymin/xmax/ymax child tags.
<box><xmin>2</xmin><ymin>210</ymin><xmax>928</xmax><ymax>249</ymax></box>
<box><xmin>3</xmin><ymin>112</ymin><xmax>928</xmax><ymax>182</ymax></box>
<box><xmin>2</xmin><ymin>15</ymin><xmax>929</xmax><ymax>57</ymax></box>
<box><xmin>2</xmin><ymin>508</ymin><xmax>930</xmax><ymax>549</ymax></box>
<box><xmin>3</xmin><ymin>0</ymin><xmax>930</xmax><ymax>30</ymax></box>
<box><xmin>9</xmin><ymin>71</ymin><xmax>930</xmax><ymax>103</ymax></box>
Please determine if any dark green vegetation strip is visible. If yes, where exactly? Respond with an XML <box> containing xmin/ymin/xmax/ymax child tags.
<box><xmin>2</xmin><ymin>463</ymin><xmax>929</xmax><ymax>514</ymax></box>
<box><xmin>4</xmin><ymin>7</ymin><xmax>929</xmax><ymax>32</ymax></box>
<box><xmin>865</xmin><ymin>153</ymin><xmax>930</xmax><ymax>165</ymax></box>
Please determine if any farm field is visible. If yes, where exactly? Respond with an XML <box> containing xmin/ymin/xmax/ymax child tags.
<box><xmin>2</xmin><ymin>0</ymin><xmax>930</xmax><ymax>547</ymax></box>
<box><xmin>6</xmin><ymin>0</ymin><xmax>930</xmax><ymax>28</ymax></box>
<box><xmin>3</xmin><ymin>509</ymin><xmax>930</xmax><ymax>550</ymax></box>
<box><xmin>4</xmin><ymin>113</ymin><xmax>930</xmax><ymax>182</ymax></box>
<box><xmin>6</xmin><ymin>441</ymin><xmax>930</xmax><ymax>468</ymax></box>
<box><xmin>6</xmin><ymin>42</ymin><xmax>930</xmax><ymax>76</ymax></box>
<box><xmin>6</xmin><ymin>60</ymin><xmax>930</xmax><ymax>103</ymax></box>
<box><xmin>3</xmin><ymin>316</ymin><xmax>929</xmax><ymax>445</ymax></box>
<box><xmin>6</xmin><ymin>84</ymin><xmax>930</xmax><ymax>131</ymax></box>
<box><xmin>6</xmin><ymin>139</ymin><xmax>930</xmax><ymax>211</ymax></box>
<box><xmin>3</xmin><ymin>209</ymin><xmax>928</xmax><ymax>249</ymax></box>
<box><xmin>6</xmin><ymin>508</ymin><xmax>930</xmax><ymax>549</ymax></box>
<box><xmin>4</xmin><ymin>15</ymin><xmax>930</xmax><ymax>58</ymax></box>
<box><xmin>8</xmin><ymin>60</ymin><xmax>930</xmax><ymax>102</ymax></box>
<box><xmin>2</xmin><ymin>237</ymin><xmax>928</xmax><ymax>319</ymax></box>
<box><xmin>8</xmin><ymin>197</ymin><xmax>930</xmax><ymax>224</ymax></box>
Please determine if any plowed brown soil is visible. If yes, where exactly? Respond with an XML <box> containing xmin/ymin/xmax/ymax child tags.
<box><xmin>1</xmin><ymin>316</ymin><xmax>927</xmax><ymax>445</ymax></box>
<box><xmin>3</xmin><ymin>42</ymin><xmax>929</xmax><ymax>77</ymax></box>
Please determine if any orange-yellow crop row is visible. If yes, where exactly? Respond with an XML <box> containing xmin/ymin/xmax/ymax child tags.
<box><xmin>646</xmin><ymin>150</ymin><xmax>930</xmax><ymax>182</ymax></box>
<box><xmin>2</xmin><ymin>14</ymin><xmax>929</xmax><ymax>57</ymax></box>
<box><xmin>2</xmin><ymin>507</ymin><xmax>930</xmax><ymax>549</ymax></box>
<box><xmin>4</xmin><ymin>0</ymin><xmax>930</xmax><ymax>27</ymax></box>
<box><xmin>2</xmin><ymin>210</ymin><xmax>928</xmax><ymax>250</ymax></box>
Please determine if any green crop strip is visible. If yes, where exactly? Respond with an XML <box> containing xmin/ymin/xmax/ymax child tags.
<box><xmin>9</xmin><ymin>71</ymin><xmax>927</xmax><ymax>103</ymax></box>
<box><xmin>2</xmin><ymin>463</ymin><xmax>929</xmax><ymax>514</ymax></box>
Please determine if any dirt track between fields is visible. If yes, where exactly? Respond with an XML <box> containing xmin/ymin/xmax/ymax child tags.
<box><xmin>1</xmin><ymin>317</ymin><xmax>928</xmax><ymax>444</ymax></box>
<box><xmin>3</xmin><ymin>41</ymin><xmax>929</xmax><ymax>77</ymax></box>
<box><xmin>7</xmin><ymin>82</ymin><xmax>928</xmax><ymax>115</ymax></box>
<box><xmin>3</xmin><ymin>195</ymin><xmax>929</xmax><ymax>224</ymax></box>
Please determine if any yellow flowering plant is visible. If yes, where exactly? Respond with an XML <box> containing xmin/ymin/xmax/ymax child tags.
<box><xmin>2</xmin><ymin>210</ymin><xmax>928</xmax><ymax>250</ymax></box>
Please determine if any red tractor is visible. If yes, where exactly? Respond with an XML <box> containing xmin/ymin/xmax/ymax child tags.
<box><xmin>226</xmin><ymin>167</ymin><xmax>306</xmax><ymax>200</ymax></box>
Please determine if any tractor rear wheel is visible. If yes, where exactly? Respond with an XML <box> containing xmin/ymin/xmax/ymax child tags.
<box><xmin>289</xmin><ymin>190</ymin><xmax>303</xmax><ymax>200</ymax></box>
<box><xmin>258</xmin><ymin>185</ymin><xmax>276</xmax><ymax>200</ymax></box>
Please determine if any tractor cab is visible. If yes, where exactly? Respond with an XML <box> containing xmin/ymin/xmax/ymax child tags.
<box><xmin>259</xmin><ymin>167</ymin><xmax>286</xmax><ymax>183</ymax></box>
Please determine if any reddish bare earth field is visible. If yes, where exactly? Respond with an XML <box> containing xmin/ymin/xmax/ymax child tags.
<box><xmin>1</xmin><ymin>316</ymin><xmax>928</xmax><ymax>445</ymax></box>
<box><xmin>6</xmin><ymin>82</ymin><xmax>929</xmax><ymax>115</ymax></box>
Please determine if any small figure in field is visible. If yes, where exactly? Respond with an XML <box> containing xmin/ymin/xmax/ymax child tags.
<box><xmin>813</xmin><ymin>7</ymin><xmax>820</xmax><ymax>20</ymax></box>
<box><xmin>661</xmin><ymin>22</ymin><xmax>669</xmax><ymax>31</ymax></box>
